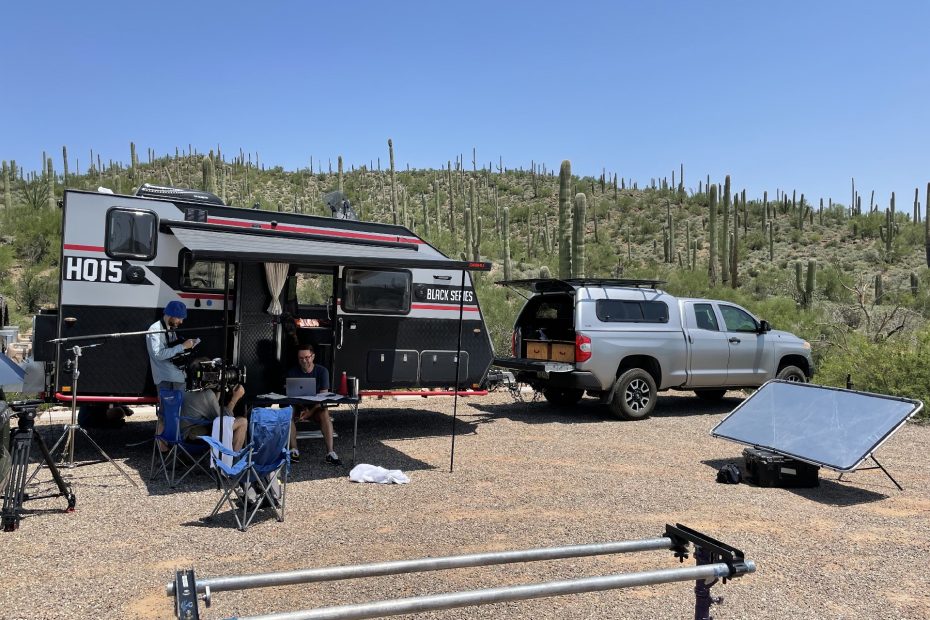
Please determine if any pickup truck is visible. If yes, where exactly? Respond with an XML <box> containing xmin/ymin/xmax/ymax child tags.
<box><xmin>493</xmin><ymin>278</ymin><xmax>814</xmax><ymax>420</ymax></box>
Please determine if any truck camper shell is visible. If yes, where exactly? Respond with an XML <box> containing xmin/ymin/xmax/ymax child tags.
<box><xmin>37</xmin><ymin>188</ymin><xmax>493</xmax><ymax>403</ymax></box>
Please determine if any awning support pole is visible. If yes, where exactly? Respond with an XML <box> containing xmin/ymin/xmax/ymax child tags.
<box><xmin>449</xmin><ymin>269</ymin><xmax>466</xmax><ymax>473</ymax></box>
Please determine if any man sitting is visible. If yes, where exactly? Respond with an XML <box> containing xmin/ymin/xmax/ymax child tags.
<box><xmin>181</xmin><ymin>359</ymin><xmax>247</xmax><ymax>451</ymax></box>
<box><xmin>287</xmin><ymin>344</ymin><xmax>340</xmax><ymax>465</ymax></box>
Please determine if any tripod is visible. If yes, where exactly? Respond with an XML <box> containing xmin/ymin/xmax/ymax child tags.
<box><xmin>42</xmin><ymin>345</ymin><xmax>138</xmax><ymax>487</ymax></box>
<box><xmin>1</xmin><ymin>400</ymin><xmax>77</xmax><ymax>532</ymax></box>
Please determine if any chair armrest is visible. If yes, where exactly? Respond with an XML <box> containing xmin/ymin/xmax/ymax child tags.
<box><xmin>199</xmin><ymin>435</ymin><xmax>251</xmax><ymax>458</ymax></box>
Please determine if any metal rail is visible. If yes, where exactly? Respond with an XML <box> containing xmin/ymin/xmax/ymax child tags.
<box><xmin>167</xmin><ymin>538</ymin><xmax>673</xmax><ymax>595</ymax></box>
<box><xmin>168</xmin><ymin>525</ymin><xmax>755</xmax><ymax>620</ymax></box>
<box><xmin>238</xmin><ymin>563</ymin><xmax>753</xmax><ymax>620</ymax></box>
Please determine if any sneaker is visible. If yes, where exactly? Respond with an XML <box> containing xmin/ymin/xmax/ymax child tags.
<box><xmin>324</xmin><ymin>452</ymin><xmax>342</xmax><ymax>466</ymax></box>
<box><xmin>289</xmin><ymin>449</ymin><xmax>300</xmax><ymax>462</ymax></box>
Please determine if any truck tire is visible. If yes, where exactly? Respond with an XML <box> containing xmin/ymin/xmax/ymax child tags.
<box><xmin>776</xmin><ymin>365</ymin><xmax>807</xmax><ymax>382</ymax></box>
<box><xmin>542</xmin><ymin>388</ymin><xmax>584</xmax><ymax>407</ymax></box>
<box><xmin>694</xmin><ymin>389</ymin><xmax>727</xmax><ymax>401</ymax></box>
<box><xmin>608</xmin><ymin>368</ymin><xmax>657</xmax><ymax>420</ymax></box>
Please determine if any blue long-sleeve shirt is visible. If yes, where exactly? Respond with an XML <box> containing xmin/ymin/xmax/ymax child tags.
<box><xmin>146</xmin><ymin>319</ymin><xmax>186</xmax><ymax>386</ymax></box>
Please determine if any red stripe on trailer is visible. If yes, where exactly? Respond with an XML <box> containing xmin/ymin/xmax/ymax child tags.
<box><xmin>178</xmin><ymin>292</ymin><xmax>231</xmax><ymax>300</ymax></box>
<box><xmin>63</xmin><ymin>244</ymin><xmax>105</xmax><ymax>252</ymax></box>
<box><xmin>410</xmin><ymin>304</ymin><xmax>480</xmax><ymax>312</ymax></box>
<box><xmin>55</xmin><ymin>393</ymin><xmax>159</xmax><ymax>404</ymax></box>
<box><xmin>206</xmin><ymin>217</ymin><xmax>423</xmax><ymax>244</ymax></box>
<box><xmin>360</xmin><ymin>390</ymin><xmax>488</xmax><ymax>397</ymax></box>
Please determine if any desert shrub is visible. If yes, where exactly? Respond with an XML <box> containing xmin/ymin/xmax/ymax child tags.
<box><xmin>0</xmin><ymin>245</ymin><xmax>13</xmax><ymax>283</ymax></box>
<box><xmin>816</xmin><ymin>328</ymin><xmax>930</xmax><ymax>419</ymax></box>
<box><xmin>15</xmin><ymin>267</ymin><xmax>58</xmax><ymax>314</ymax></box>
<box><xmin>2</xmin><ymin>205</ymin><xmax>61</xmax><ymax>265</ymax></box>
<box><xmin>818</xmin><ymin>264</ymin><xmax>854</xmax><ymax>302</ymax></box>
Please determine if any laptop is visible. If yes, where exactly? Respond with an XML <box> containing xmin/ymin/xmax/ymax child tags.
<box><xmin>286</xmin><ymin>377</ymin><xmax>317</xmax><ymax>397</ymax></box>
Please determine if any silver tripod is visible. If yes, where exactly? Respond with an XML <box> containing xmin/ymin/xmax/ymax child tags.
<box><xmin>42</xmin><ymin>344</ymin><xmax>138</xmax><ymax>487</ymax></box>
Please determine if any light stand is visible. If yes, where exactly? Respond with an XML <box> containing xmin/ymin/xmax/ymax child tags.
<box><xmin>42</xmin><ymin>344</ymin><xmax>138</xmax><ymax>487</ymax></box>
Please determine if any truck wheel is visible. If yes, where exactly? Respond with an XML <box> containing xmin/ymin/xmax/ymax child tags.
<box><xmin>542</xmin><ymin>388</ymin><xmax>584</xmax><ymax>406</ymax></box>
<box><xmin>608</xmin><ymin>369</ymin><xmax>657</xmax><ymax>420</ymax></box>
<box><xmin>776</xmin><ymin>365</ymin><xmax>807</xmax><ymax>382</ymax></box>
<box><xmin>694</xmin><ymin>389</ymin><xmax>728</xmax><ymax>401</ymax></box>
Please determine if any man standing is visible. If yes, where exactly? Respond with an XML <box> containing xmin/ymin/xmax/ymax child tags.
<box><xmin>147</xmin><ymin>301</ymin><xmax>197</xmax><ymax>448</ymax></box>
<box><xmin>287</xmin><ymin>344</ymin><xmax>340</xmax><ymax>465</ymax></box>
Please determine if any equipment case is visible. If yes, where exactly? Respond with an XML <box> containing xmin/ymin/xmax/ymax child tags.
<box><xmin>742</xmin><ymin>447</ymin><xmax>820</xmax><ymax>488</ymax></box>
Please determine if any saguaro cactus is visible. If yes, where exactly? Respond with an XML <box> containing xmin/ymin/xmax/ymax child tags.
<box><xmin>46</xmin><ymin>157</ymin><xmax>55</xmax><ymax>209</ymax></box>
<box><xmin>338</xmin><ymin>155</ymin><xmax>344</xmax><ymax>193</ymax></box>
<box><xmin>721</xmin><ymin>176</ymin><xmax>730</xmax><ymax>284</ymax></box>
<box><xmin>62</xmin><ymin>146</ymin><xmax>69</xmax><ymax>188</ymax></box>
<box><xmin>202</xmin><ymin>155</ymin><xmax>216</xmax><ymax>194</ymax></box>
<box><xmin>880</xmin><ymin>193</ymin><xmax>897</xmax><ymax>259</ymax></box>
<box><xmin>388</xmin><ymin>139</ymin><xmax>398</xmax><ymax>225</ymax></box>
<box><xmin>558</xmin><ymin>160</ymin><xmax>573</xmax><ymax>279</ymax></box>
<box><xmin>925</xmin><ymin>183</ymin><xmax>930</xmax><ymax>267</ymax></box>
<box><xmin>874</xmin><ymin>273</ymin><xmax>883</xmax><ymax>305</ymax></box>
<box><xmin>708</xmin><ymin>184</ymin><xmax>718</xmax><ymax>285</ymax></box>
<box><xmin>503</xmin><ymin>207</ymin><xmax>512</xmax><ymax>281</ymax></box>
<box><xmin>767</xmin><ymin>222</ymin><xmax>774</xmax><ymax>262</ymax></box>
<box><xmin>2</xmin><ymin>161</ymin><xmax>10</xmax><ymax>209</ymax></box>
<box><xmin>130</xmin><ymin>142</ymin><xmax>138</xmax><ymax>181</ymax></box>
<box><xmin>795</xmin><ymin>260</ymin><xmax>815</xmax><ymax>308</ymax></box>
<box><xmin>447</xmin><ymin>161</ymin><xmax>455</xmax><ymax>235</ymax></box>
<box><xmin>421</xmin><ymin>194</ymin><xmax>430</xmax><ymax>236</ymax></box>
<box><xmin>731</xmin><ymin>192</ymin><xmax>739</xmax><ymax>288</ymax></box>
<box><xmin>572</xmin><ymin>193</ymin><xmax>586</xmax><ymax>277</ymax></box>
<box><xmin>910</xmin><ymin>272</ymin><xmax>919</xmax><ymax>297</ymax></box>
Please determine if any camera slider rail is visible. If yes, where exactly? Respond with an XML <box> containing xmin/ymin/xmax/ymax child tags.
<box><xmin>169</xmin><ymin>523</ymin><xmax>755</xmax><ymax>620</ymax></box>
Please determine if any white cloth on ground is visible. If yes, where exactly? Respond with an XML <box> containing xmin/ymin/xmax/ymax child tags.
<box><xmin>211</xmin><ymin>415</ymin><xmax>235</xmax><ymax>468</ymax></box>
<box><xmin>349</xmin><ymin>464</ymin><xmax>410</xmax><ymax>484</ymax></box>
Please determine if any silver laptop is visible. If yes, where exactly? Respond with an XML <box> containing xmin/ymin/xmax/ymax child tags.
<box><xmin>286</xmin><ymin>377</ymin><xmax>317</xmax><ymax>397</ymax></box>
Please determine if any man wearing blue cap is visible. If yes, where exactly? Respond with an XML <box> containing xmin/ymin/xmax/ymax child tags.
<box><xmin>147</xmin><ymin>301</ymin><xmax>198</xmax><ymax>448</ymax></box>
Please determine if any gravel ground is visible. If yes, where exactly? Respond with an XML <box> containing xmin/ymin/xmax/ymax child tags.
<box><xmin>3</xmin><ymin>390</ymin><xmax>929</xmax><ymax>620</ymax></box>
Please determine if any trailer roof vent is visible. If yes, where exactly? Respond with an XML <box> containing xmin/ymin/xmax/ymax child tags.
<box><xmin>136</xmin><ymin>183</ymin><xmax>224</xmax><ymax>206</ymax></box>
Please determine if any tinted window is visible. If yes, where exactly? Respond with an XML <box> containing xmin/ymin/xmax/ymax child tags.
<box><xmin>596</xmin><ymin>300</ymin><xmax>669</xmax><ymax>323</ymax></box>
<box><xmin>343</xmin><ymin>269</ymin><xmax>411</xmax><ymax>313</ymax></box>
<box><xmin>106</xmin><ymin>209</ymin><xmax>156</xmax><ymax>260</ymax></box>
<box><xmin>720</xmin><ymin>305</ymin><xmax>758</xmax><ymax>332</ymax></box>
<box><xmin>693</xmin><ymin>303</ymin><xmax>719</xmax><ymax>331</ymax></box>
<box><xmin>181</xmin><ymin>253</ymin><xmax>235</xmax><ymax>291</ymax></box>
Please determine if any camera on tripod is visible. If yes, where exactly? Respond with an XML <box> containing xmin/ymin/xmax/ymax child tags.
<box><xmin>187</xmin><ymin>358</ymin><xmax>246</xmax><ymax>392</ymax></box>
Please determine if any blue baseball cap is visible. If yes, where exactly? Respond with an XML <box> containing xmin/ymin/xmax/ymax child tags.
<box><xmin>164</xmin><ymin>301</ymin><xmax>188</xmax><ymax>319</ymax></box>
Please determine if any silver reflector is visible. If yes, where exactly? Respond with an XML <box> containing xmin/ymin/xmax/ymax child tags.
<box><xmin>711</xmin><ymin>380</ymin><xmax>922</xmax><ymax>472</ymax></box>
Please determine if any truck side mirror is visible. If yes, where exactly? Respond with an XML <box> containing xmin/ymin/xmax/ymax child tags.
<box><xmin>758</xmin><ymin>320</ymin><xmax>771</xmax><ymax>333</ymax></box>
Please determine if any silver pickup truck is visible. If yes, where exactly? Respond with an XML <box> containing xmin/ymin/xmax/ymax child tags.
<box><xmin>493</xmin><ymin>278</ymin><xmax>814</xmax><ymax>420</ymax></box>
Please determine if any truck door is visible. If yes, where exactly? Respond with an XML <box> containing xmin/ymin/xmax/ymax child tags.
<box><xmin>683</xmin><ymin>302</ymin><xmax>729</xmax><ymax>386</ymax></box>
<box><xmin>717</xmin><ymin>304</ymin><xmax>768</xmax><ymax>385</ymax></box>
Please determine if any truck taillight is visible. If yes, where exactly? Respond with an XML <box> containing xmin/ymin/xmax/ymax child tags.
<box><xmin>511</xmin><ymin>330</ymin><xmax>518</xmax><ymax>357</ymax></box>
<box><xmin>575</xmin><ymin>332</ymin><xmax>592</xmax><ymax>363</ymax></box>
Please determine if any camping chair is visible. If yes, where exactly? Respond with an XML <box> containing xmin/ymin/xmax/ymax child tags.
<box><xmin>149</xmin><ymin>388</ymin><xmax>212</xmax><ymax>487</ymax></box>
<box><xmin>200</xmin><ymin>406</ymin><xmax>291</xmax><ymax>531</ymax></box>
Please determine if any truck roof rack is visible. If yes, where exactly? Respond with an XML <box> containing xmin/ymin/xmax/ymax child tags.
<box><xmin>497</xmin><ymin>278</ymin><xmax>666</xmax><ymax>293</ymax></box>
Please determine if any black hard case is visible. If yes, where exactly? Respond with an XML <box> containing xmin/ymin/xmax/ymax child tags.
<box><xmin>742</xmin><ymin>447</ymin><xmax>820</xmax><ymax>488</ymax></box>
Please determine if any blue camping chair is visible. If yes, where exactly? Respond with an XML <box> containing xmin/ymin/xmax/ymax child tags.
<box><xmin>201</xmin><ymin>406</ymin><xmax>291</xmax><ymax>531</ymax></box>
<box><xmin>149</xmin><ymin>388</ymin><xmax>212</xmax><ymax>487</ymax></box>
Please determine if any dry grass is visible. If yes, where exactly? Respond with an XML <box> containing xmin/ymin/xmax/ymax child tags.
<box><xmin>3</xmin><ymin>391</ymin><xmax>929</xmax><ymax>619</ymax></box>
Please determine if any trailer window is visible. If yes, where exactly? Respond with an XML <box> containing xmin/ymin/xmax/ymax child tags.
<box><xmin>180</xmin><ymin>253</ymin><xmax>236</xmax><ymax>291</ymax></box>
<box><xmin>343</xmin><ymin>269</ymin><xmax>411</xmax><ymax>314</ymax></box>
<box><xmin>106</xmin><ymin>208</ymin><xmax>157</xmax><ymax>260</ymax></box>
<box><xmin>595</xmin><ymin>300</ymin><xmax>669</xmax><ymax>323</ymax></box>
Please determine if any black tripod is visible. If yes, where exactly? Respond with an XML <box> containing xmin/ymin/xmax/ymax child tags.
<box><xmin>1</xmin><ymin>398</ymin><xmax>76</xmax><ymax>532</ymax></box>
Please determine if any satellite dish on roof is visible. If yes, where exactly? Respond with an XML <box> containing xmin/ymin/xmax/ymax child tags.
<box><xmin>323</xmin><ymin>191</ymin><xmax>358</xmax><ymax>221</ymax></box>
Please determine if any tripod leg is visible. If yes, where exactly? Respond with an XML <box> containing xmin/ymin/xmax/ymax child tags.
<box><xmin>2</xmin><ymin>429</ymin><xmax>33</xmax><ymax>531</ymax></box>
<box><xmin>871</xmin><ymin>455</ymin><xmax>903</xmax><ymax>491</ymax></box>
<box><xmin>32</xmin><ymin>429</ymin><xmax>76</xmax><ymax>511</ymax></box>
<box><xmin>71</xmin><ymin>427</ymin><xmax>138</xmax><ymax>488</ymax></box>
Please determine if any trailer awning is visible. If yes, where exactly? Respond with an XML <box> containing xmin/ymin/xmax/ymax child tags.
<box><xmin>164</xmin><ymin>221</ymin><xmax>491</xmax><ymax>271</ymax></box>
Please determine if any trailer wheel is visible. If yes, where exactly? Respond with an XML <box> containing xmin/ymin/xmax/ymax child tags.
<box><xmin>694</xmin><ymin>389</ymin><xmax>728</xmax><ymax>401</ymax></box>
<box><xmin>542</xmin><ymin>388</ymin><xmax>584</xmax><ymax>407</ymax></box>
<box><xmin>608</xmin><ymin>369</ymin><xmax>656</xmax><ymax>420</ymax></box>
<box><xmin>776</xmin><ymin>365</ymin><xmax>807</xmax><ymax>382</ymax></box>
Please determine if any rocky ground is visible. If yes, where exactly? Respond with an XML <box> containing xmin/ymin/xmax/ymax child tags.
<box><xmin>2</xmin><ymin>390</ymin><xmax>929</xmax><ymax>619</ymax></box>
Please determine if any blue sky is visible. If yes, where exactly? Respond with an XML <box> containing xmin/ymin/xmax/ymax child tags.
<box><xmin>2</xmin><ymin>1</ymin><xmax>928</xmax><ymax>207</ymax></box>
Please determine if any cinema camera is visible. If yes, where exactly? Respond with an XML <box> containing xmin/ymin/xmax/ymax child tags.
<box><xmin>187</xmin><ymin>358</ymin><xmax>246</xmax><ymax>392</ymax></box>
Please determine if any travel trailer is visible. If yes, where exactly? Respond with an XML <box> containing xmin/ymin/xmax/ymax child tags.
<box><xmin>33</xmin><ymin>186</ymin><xmax>493</xmax><ymax>404</ymax></box>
